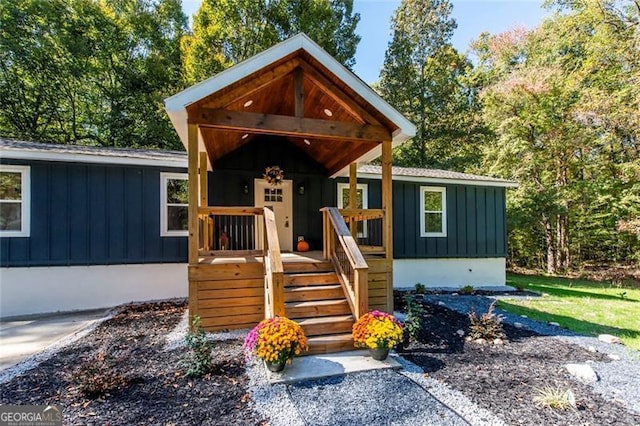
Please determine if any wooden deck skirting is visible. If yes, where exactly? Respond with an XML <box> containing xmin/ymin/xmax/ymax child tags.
<box><xmin>189</xmin><ymin>252</ymin><xmax>392</xmax><ymax>331</ymax></box>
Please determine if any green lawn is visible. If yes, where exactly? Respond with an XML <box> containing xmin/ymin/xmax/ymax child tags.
<box><xmin>500</xmin><ymin>274</ymin><xmax>640</xmax><ymax>351</ymax></box>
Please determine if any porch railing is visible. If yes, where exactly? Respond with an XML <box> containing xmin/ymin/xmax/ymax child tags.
<box><xmin>262</xmin><ymin>207</ymin><xmax>284</xmax><ymax>318</ymax></box>
<box><xmin>339</xmin><ymin>209</ymin><xmax>385</xmax><ymax>254</ymax></box>
<box><xmin>321</xmin><ymin>207</ymin><xmax>368</xmax><ymax>318</ymax></box>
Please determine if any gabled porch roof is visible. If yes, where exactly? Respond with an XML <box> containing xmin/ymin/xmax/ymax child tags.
<box><xmin>164</xmin><ymin>33</ymin><xmax>415</xmax><ymax>176</ymax></box>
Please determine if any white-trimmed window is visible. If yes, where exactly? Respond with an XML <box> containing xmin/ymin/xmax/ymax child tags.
<box><xmin>161</xmin><ymin>172</ymin><xmax>188</xmax><ymax>236</ymax></box>
<box><xmin>337</xmin><ymin>182</ymin><xmax>368</xmax><ymax>238</ymax></box>
<box><xmin>420</xmin><ymin>186</ymin><xmax>446</xmax><ymax>237</ymax></box>
<box><xmin>0</xmin><ymin>165</ymin><xmax>30</xmax><ymax>237</ymax></box>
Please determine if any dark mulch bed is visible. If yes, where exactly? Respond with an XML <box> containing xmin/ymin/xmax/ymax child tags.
<box><xmin>0</xmin><ymin>301</ymin><xmax>264</xmax><ymax>425</ymax></box>
<box><xmin>395</xmin><ymin>293</ymin><xmax>640</xmax><ymax>426</ymax></box>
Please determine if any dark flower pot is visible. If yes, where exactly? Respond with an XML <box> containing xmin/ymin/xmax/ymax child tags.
<box><xmin>265</xmin><ymin>359</ymin><xmax>286</xmax><ymax>372</ymax></box>
<box><xmin>369</xmin><ymin>348</ymin><xmax>390</xmax><ymax>361</ymax></box>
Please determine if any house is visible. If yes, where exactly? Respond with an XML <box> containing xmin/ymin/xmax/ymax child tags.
<box><xmin>1</xmin><ymin>34</ymin><xmax>516</xmax><ymax>353</ymax></box>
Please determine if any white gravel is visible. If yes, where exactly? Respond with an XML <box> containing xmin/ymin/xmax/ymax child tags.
<box><xmin>425</xmin><ymin>294</ymin><xmax>640</xmax><ymax>415</ymax></box>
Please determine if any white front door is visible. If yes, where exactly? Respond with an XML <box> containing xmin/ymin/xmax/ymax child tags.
<box><xmin>255</xmin><ymin>179</ymin><xmax>293</xmax><ymax>251</ymax></box>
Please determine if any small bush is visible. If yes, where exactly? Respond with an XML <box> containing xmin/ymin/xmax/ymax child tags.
<box><xmin>184</xmin><ymin>315</ymin><xmax>214</xmax><ymax>377</ymax></box>
<box><xmin>403</xmin><ymin>294</ymin><xmax>426</xmax><ymax>342</ymax></box>
<box><xmin>414</xmin><ymin>283</ymin><xmax>426</xmax><ymax>294</ymax></box>
<box><xmin>533</xmin><ymin>386</ymin><xmax>576</xmax><ymax>410</ymax></box>
<box><xmin>72</xmin><ymin>352</ymin><xmax>130</xmax><ymax>397</ymax></box>
<box><xmin>459</xmin><ymin>285</ymin><xmax>474</xmax><ymax>295</ymax></box>
<box><xmin>468</xmin><ymin>301</ymin><xmax>505</xmax><ymax>341</ymax></box>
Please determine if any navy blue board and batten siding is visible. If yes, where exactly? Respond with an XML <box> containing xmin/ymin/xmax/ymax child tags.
<box><xmin>337</xmin><ymin>177</ymin><xmax>507</xmax><ymax>259</ymax></box>
<box><xmin>0</xmin><ymin>158</ymin><xmax>188</xmax><ymax>267</ymax></box>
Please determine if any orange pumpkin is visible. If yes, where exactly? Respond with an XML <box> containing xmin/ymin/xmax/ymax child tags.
<box><xmin>297</xmin><ymin>238</ymin><xmax>310</xmax><ymax>252</ymax></box>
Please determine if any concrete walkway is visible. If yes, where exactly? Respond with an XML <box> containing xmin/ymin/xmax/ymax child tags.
<box><xmin>0</xmin><ymin>309</ymin><xmax>109</xmax><ymax>370</ymax></box>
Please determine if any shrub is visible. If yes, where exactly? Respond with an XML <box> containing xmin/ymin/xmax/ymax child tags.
<box><xmin>72</xmin><ymin>352</ymin><xmax>130</xmax><ymax>397</ymax></box>
<box><xmin>403</xmin><ymin>294</ymin><xmax>425</xmax><ymax>342</ymax></box>
<box><xmin>353</xmin><ymin>310</ymin><xmax>403</xmax><ymax>350</ymax></box>
<box><xmin>459</xmin><ymin>285</ymin><xmax>474</xmax><ymax>295</ymax></box>
<box><xmin>184</xmin><ymin>315</ymin><xmax>214</xmax><ymax>377</ymax></box>
<box><xmin>414</xmin><ymin>283</ymin><xmax>426</xmax><ymax>294</ymax></box>
<box><xmin>533</xmin><ymin>386</ymin><xmax>576</xmax><ymax>410</ymax></box>
<box><xmin>468</xmin><ymin>301</ymin><xmax>505</xmax><ymax>341</ymax></box>
<box><xmin>244</xmin><ymin>317</ymin><xmax>308</xmax><ymax>364</ymax></box>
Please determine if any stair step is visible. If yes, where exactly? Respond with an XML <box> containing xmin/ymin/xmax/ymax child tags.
<box><xmin>284</xmin><ymin>272</ymin><xmax>339</xmax><ymax>286</ymax></box>
<box><xmin>284</xmin><ymin>285</ymin><xmax>344</xmax><ymax>302</ymax></box>
<box><xmin>307</xmin><ymin>333</ymin><xmax>355</xmax><ymax>355</ymax></box>
<box><xmin>286</xmin><ymin>299</ymin><xmax>351</xmax><ymax>318</ymax></box>
<box><xmin>283</xmin><ymin>261</ymin><xmax>334</xmax><ymax>274</ymax></box>
<box><xmin>294</xmin><ymin>315</ymin><xmax>354</xmax><ymax>336</ymax></box>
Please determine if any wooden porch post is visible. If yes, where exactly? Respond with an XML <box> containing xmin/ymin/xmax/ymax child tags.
<box><xmin>199</xmin><ymin>152</ymin><xmax>209</xmax><ymax>251</ymax></box>
<box><xmin>188</xmin><ymin>124</ymin><xmax>200</xmax><ymax>265</ymax></box>
<box><xmin>349</xmin><ymin>162</ymin><xmax>357</xmax><ymax>235</ymax></box>
<box><xmin>381</xmin><ymin>139</ymin><xmax>394</xmax><ymax>312</ymax></box>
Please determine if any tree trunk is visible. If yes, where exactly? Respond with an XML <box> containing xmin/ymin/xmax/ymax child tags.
<box><xmin>544</xmin><ymin>215</ymin><xmax>556</xmax><ymax>274</ymax></box>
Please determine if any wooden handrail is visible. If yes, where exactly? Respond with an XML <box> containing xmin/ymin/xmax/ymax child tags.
<box><xmin>321</xmin><ymin>207</ymin><xmax>368</xmax><ymax>318</ymax></box>
<box><xmin>338</xmin><ymin>209</ymin><xmax>385</xmax><ymax>220</ymax></box>
<box><xmin>198</xmin><ymin>206</ymin><xmax>263</xmax><ymax>216</ymax></box>
<box><xmin>263</xmin><ymin>207</ymin><xmax>284</xmax><ymax>317</ymax></box>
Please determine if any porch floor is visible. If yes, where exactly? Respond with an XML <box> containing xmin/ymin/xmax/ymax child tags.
<box><xmin>198</xmin><ymin>250</ymin><xmax>326</xmax><ymax>265</ymax></box>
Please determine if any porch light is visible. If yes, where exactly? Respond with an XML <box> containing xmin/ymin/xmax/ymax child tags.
<box><xmin>241</xmin><ymin>133</ymin><xmax>249</xmax><ymax>139</ymax></box>
<box><xmin>323</xmin><ymin>108</ymin><xmax>333</xmax><ymax>117</ymax></box>
<box><xmin>298</xmin><ymin>183</ymin><xmax>305</xmax><ymax>195</ymax></box>
<box><xmin>242</xmin><ymin>182</ymin><xmax>249</xmax><ymax>194</ymax></box>
<box><xmin>243</xmin><ymin>99</ymin><xmax>253</xmax><ymax>107</ymax></box>
<box><xmin>304</xmin><ymin>139</ymin><xmax>311</xmax><ymax>145</ymax></box>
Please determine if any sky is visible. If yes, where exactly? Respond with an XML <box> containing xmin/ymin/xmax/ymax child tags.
<box><xmin>181</xmin><ymin>0</ymin><xmax>550</xmax><ymax>84</ymax></box>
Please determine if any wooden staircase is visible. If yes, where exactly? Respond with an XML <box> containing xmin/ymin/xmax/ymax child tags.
<box><xmin>283</xmin><ymin>260</ymin><xmax>355</xmax><ymax>355</ymax></box>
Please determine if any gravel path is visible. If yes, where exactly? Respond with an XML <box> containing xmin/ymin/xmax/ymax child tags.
<box><xmin>247</xmin><ymin>355</ymin><xmax>509</xmax><ymax>426</ymax></box>
<box><xmin>425</xmin><ymin>294</ymin><xmax>640</xmax><ymax>415</ymax></box>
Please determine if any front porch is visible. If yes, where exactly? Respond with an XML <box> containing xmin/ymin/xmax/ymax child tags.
<box><xmin>164</xmin><ymin>34</ymin><xmax>415</xmax><ymax>354</ymax></box>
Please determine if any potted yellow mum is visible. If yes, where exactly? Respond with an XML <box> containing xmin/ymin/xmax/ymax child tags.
<box><xmin>352</xmin><ymin>310</ymin><xmax>403</xmax><ymax>361</ymax></box>
<box><xmin>244</xmin><ymin>317</ymin><xmax>309</xmax><ymax>372</ymax></box>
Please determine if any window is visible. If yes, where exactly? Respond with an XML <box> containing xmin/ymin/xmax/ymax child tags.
<box><xmin>161</xmin><ymin>173</ymin><xmax>188</xmax><ymax>236</ymax></box>
<box><xmin>0</xmin><ymin>165</ymin><xmax>30</xmax><ymax>237</ymax></box>
<box><xmin>420</xmin><ymin>186</ymin><xmax>446</xmax><ymax>237</ymax></box>
<box><xmin>264</xmin><ymin>188</ymin><xmax>283</xmax><ymax>202</ymax></box>
<box><xmin>337</xmin><ymin>183</ymin><xmax>368</xmax><ymax>238</ymax></box>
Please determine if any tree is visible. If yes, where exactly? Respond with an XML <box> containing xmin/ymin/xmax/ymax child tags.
<box><xmin>377</xmin><ymin>0</ymin><xmax>486</xmax><ymax>170</ymax></box>
<box><xmin>182</xmin><ymin>0</ymin><xmax>360</xmax><ymax>84</ymax></box>
<box><xmin>474</xmin><ymin>0</ymin><xmax>640</xmax><ymax>272</ymax></box>
<box><xmin>0</xmin><ymin>0</ymin><xmax>188</xmax><ymax>149</ymax></box>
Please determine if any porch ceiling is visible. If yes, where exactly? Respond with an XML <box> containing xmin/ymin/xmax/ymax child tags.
<box><xmin>166</xmin><ymin>34</ymin><xmax>416</xmax><ymax>176</ymax></box>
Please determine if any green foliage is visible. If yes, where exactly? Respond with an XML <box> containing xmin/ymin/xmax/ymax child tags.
<box><xmin>414</xmin><ymin>283</ymin><xmax>426</xmax><ymax>294</ymax></box>
<box><xmin>0</xmin><ymin>0</ymin><xmax>188</xmax><ymax>149</ymax></box>
<box><xmin>378</xmin><ymin>0</ymin><xmax>487</xmax><ymax>171</ymax></box>
<box><xmin>468</xmin><ymin>301</ymin><xmax>505</xmax><ymax>341</ymax></box>
<box><xmin>533</xmin><ymin>386</ymin><xmax>576</xmax><ymax>410</ymax></box>
<box><xmin>459</xmin><ymin>285</ymin><xmax>474</xmax><ymax>295</ymax></box>
<box><xmin>184</xmin><ymin>315</ymin><xmax>214</xmax><ymax>377</ymax></box>
<box><xmin>182</xmin><ymin>0</ymin><xmax>360</xmax><ymax>83</ymax></box>
<box><xmin>72</xmin><ymin>352</ymin><xmax>130</xmax><ymax>397</ymax></box>
<box><xmin>402</xmin><ymin>293</ymin><xmax>426</xmax><ymax>342</ymax></box>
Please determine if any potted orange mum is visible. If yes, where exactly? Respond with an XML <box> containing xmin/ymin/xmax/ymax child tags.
<box><xmin>352</xmin><ymin>310</ymin><xmax>403</xmax><ymax>361</ymax></box>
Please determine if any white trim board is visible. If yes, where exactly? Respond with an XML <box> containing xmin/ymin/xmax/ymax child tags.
<box><xmin>0</xmin><ymin>264</ymin><xmax>187</xmax><ymax>318</ymax></box>
<box><xmin>0</xmin><ymin>164</ymin><xmax>30</xmax><ymax>237</ymax></box>
<box><xmin>393</xmin><ymin>258</ymin><xmax>506</xmax><ymax>288</ymax></box>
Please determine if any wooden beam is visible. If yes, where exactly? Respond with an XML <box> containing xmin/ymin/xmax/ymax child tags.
<box><xmin>298</xmin><ymin>60</ymin><xmax>383</xmax><ymax>126</ymax></box>
<box><xmin>193</xmin><ymin>57</ymin><xmax>301</xmax><ymax>110</ymax></box>
<box><xmin>349</xmin><ymin>162</ymin><xmax>357</xmax><ymax>235</ymax></box>
<box><xmin>188</xmin><ymin>124</ymin><xmax>199</xmax><ymax>265</ymax></box>
<box><xmin>381</xmin><ymin>139</ymin><xmax>393</xmax><ymax>312</ymax></box>
<box><xmin>294</xmin><ymin>67</ymin><xmax>304</xmax><ymax>118</ymax></box>
<box><xmin>189</xmin><ymin>108</ymin><xmax>391</xmax><ymax>142</ymax></box>
<box><xmin>199</xmin><ymin>152</ymin><xmax>209</xmax><ymax>250</ymax></box>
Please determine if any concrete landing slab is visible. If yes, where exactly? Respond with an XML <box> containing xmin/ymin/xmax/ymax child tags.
<box><xmin>267</xmin><ymin>350</ymin><xmax>402</xmax><ymax>384</ymax></box>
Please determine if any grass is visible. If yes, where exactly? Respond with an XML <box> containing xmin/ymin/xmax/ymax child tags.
<box><xmin>500</xmin><ymin>274</ymin><xmax>640</xmax><ymax>350</ymax></box>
